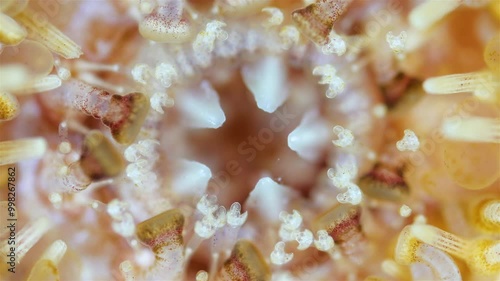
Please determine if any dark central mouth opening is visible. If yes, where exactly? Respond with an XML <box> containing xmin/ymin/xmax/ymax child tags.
<box><xmin>178</xmin><ymin>70</ymin><xmax>324</xmax><ymax>205</ymax></box>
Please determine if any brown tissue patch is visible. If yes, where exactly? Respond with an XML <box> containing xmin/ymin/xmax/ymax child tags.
<box><xmin>292</xmin><ymin>0</ymin><xmax>351</xmax><ymax>45</ymax></box>
<box><xmin>136</xmin><ymin>209</ymin><xmax>184</xmax><ymax>252</ymax></box>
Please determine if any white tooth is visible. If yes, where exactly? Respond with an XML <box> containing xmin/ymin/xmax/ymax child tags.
<box><xmin>177</xmin><ymin>80</ymin><xmax>226</xmax><ymax>129</ymax></box>
<box><xmin>288</xmin><ymin>110</ymin><xmax>330</xmax><ymax>162</ymax></box>
<box><xmin>245</xmin><ymin>177</ymin><xmax>298</xmax><ymax>223</ymax></box>
<box><xmin>242</xmin><ymin>55</ymin><xmax>288</xmax><ymax>113</ymax></box>
<box><xmin>171</xmin><ymin>159</ymin><xmax>212</xmax><ymax>197</ymax></box>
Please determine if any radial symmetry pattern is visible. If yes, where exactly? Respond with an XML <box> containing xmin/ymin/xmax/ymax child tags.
<box><xmin>0</xmin><ymin>0</ymin><xmax>499</xmax><ymax>280</ymax></box>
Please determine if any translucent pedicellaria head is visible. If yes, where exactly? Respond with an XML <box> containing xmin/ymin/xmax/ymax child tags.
<box><xmin>312</xmin><ymin>64</ymin><xmax>345</xmax><ymax>99</ymax></box>
<box><xmin>332</xmin><ymin>125</ymin><xmax>354</xmax><ymax>147</ymax></box>
<box><xmin>270</xmin><ymin>241</ymin><xmax>294</xmax><ymax>265</ymax></box>
<box><xmin>314</xmin><ymin>229</ymin><xmax>335</xmax><ymax>252</ymax></box>
<box><xmin>386</xmin><ymin>31</ymin><xmax>407</xmax><ymax>55</ymax></box>
<box><xmin>227</xmin><ymin>202</ymin><xmax>248</xmax><ymax>227</ymax></box>
<box><xmin>197</xmin><ymin>194</ymin><xmax>219</xmax><ymax>216</ymax></box>
<box><xmin>294</xmin><ymin>229</ymin><xmax>314</xmax><ymax>250</ymax></box>
<box><xmin>279</xmin><ymin>210</ymin><xmax>303</xmax><ymax>230</ymax></box>
<box><xmin>396</xmin><ymin>129</ymin><xmax>420</xmax><ymax>152</ymax></box>
<box><xmin>336</xmin><ymin>182</ymin><xmax>363</xmax><ymax>205</ymax></box>
<box><xmin>327</xmin><ymin>160</ymin><xmax>358</xmax><ymax>189</ymax></box>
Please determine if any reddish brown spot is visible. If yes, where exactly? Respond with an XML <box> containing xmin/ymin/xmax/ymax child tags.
<box><xmin>292</xmin><ymin>0</ymin><xmax>352</xmax><ymax>45</ymax></box>
<box><xmin>358</xmin><ymin>164</ymin><xmax>409</xmax><ymax>202</ymax></box>
<box><xmin>102</xmin><ymin>92</ymin><xmax>150</xmax><ymax>145</ymax></box>
<box><xmin>136</xmin><ymin>209</ymin><xmax>184</xmax><ymax>252</ymax></box>
<box><xmin>314</xmin><ymin>204</ymin><xmax>362</xmax><ymax>244</ymax></box>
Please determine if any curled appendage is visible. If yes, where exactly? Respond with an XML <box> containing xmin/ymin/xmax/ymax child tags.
<box><xmin>188</xmin><ymin>206</ymin><xmax>226</xmax><ymax>258</ymax></box>
<box><xmin>0</xmin><ymin>12</ymin><xmax>26</xmax><ymax>45</ymax></box>
<box><xmin>136</xmin><ymin>209</ymin><xmax>185</xmax><ymax>280</ymax></box>
<box><xmin>197</xmin><ymin>194</ymin><xmax>219</xmax><ymax>216</ymax></box>
<box><xmin>120</xmin><ymin>260</ymin><xmax>137</xmax><ymax>281</ymax></box>
<box><xmin>332</xmin><ymin>125</ymin><xmax>354</xmax><ymax>147</ymax></box>
<box><xmin>295</xmin><ymin>229</ymin><xmax>314</xmax><ymax>250</ymax></box>
<box><xmin>336</xmin><ymin>183</ymin><xmax>362</xmax><ymax>205</ymax></box>
<box><xmin>139</xmin><ymin>1</ymin><xmax>193</xmax><ymax>43</ymax></box>
<box><xmin>314</xmin><ymin>230</ymin><xmax>335</xmax><ymax>252</ymax></box>
<box><xmin>292</xmin><ymin>0</ymin><xmax>352</xmax><ymax>45</ymax></box>
<box><xmin>196</xmin><ymin>270</ymin><xmax>209</xmax><ymax>281</ymax></box>
<box><xmin>14</xmin><ymin>9</ymin><xmax>82</xmax><ymax>59</ymax></box>
<box><xmin>312</xmin><ymin>64</ymin><xmax>345</xmax><ymax>98</ymax></box>
<box><xmin>484</xmin><ymin>35</ymin><xmax>500</xmax><ymax>73</ymax></box>
<box><xmin>322</xmin><ymin>30</ymin><xmax>346</xmax><ymax>56</ymax></box>
<box><xmin>327</xmin><ymin>161</ymin><xmax>358</xmax><ymax>189</ymax></box>
<box><xmin>441</xmin><ymin>116</ymin><xmax>500</xmax><ymax>143</ymax></box>
<box><xmin>279</xmin><ymin>25</ymin><xmax>300</xmax><ymax>49</ymax></box>
<box><xmin>261</xmin><ymin>7</ymin><xmax>283</xmax><ymax>27</ymax></box>
<box><xmin>132</xmin><ymin>63</ymin><xmax>152</xmax><ymax>85</ymax></box>
<box><xmin>216</xmin><ymin>240</ymin><xmax>271</xmax><ymax>281</ymax></box>
<box><xmin>409</xmin><ymin>0</ymin><xmax>461</xmax><ymax>30</ymax></box>
<box><xmin>211</xmin><ymin>202</ymin><xmax>248</xmax><ymax>256</ymax></box>
<box><xmin>124</xmin><ymin>139</ymin><xmax>159</xmax><ymax>163</ymax></box>
<box><xmin>358</xmin><ymin>165</ymin><xmax>409</xmax><ymax>203</ymax></box>
<box><xmin>396</xmin><ymin>129</ymin><xmax>420</xmax><ymax>152</ymax></box>
<box><xmin>386</xmin><ymin>31</ymin><xmax>407</xmax><ymax>56</ymax></box>
<box><xmin>279</xmin><ymin>210</ymin><xmax>303</xmax><ymax>230</ymax></box>
<box><xmin>313</xmin><ymin>204</ymin><xmax>367</xmax><ymax>263</ymax></box>
<box><xmin>26</xmin><ymin>240</ymin><xmax>67</xmax><ymax>281</ymax></box>
<box><xmin>411</xmin><ymin>224</ymin><xmax>500</xmax><ymax>275</ymax></box>
<box><xmin>0</xmin><ymin>137</ymin><xmax>47</xmax><ymax>165</ymax></box>
<box><xmin>1</xmin><ymin>217</ymin><xmax>51</xmax><ymax>263</ymax></box>
<box><xmin>107</xmin><ymin>200</ymin><xmax>136</xmax><ymax>238</ymax></box>
<box><xmin>192</xmin><ymin>20</ymin><xmax>228</xmax><ymax>67</ymax></box>
<box><xmin>227</xmin><ymin>202</ymin><xmax>248</xmax><ymax>227</ymax></box>
<box><xmin>423</xmin><ymin>71</ymin><xmax>499</xmax><ymax>100</ymax></box>
<box><xmin>399</xmin><ymin>205</ymin><xmax>412</xmax><ymax>218</ymax></box>
<box><xmin>154</xmin><ymin>63</ymin><xmax>178</xmax><ymax>88</ymax></box>
<box><xmin>270</xmin><ymin>241</ymin><xmax>293</xmax><ymax>265</ymax></box>
<box><xmin>0</xmin><ymin>92</ymin><xmax>20</xmax><ymax>121</ymax></box>
<box><xmin>471</xmin><ymin>199</ymin><xmax>500</xmax><ymax>233</ymax></box>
